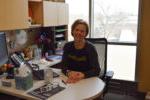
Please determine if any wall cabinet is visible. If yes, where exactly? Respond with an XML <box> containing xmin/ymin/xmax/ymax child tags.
<box><xmin>0</xmin><ymin>0</ymin><xmax>68</xmax><ymax>31</ymax></box>
<box><xmin>0</xmin><ymin>0</ymin><xmax>29</xmax><ymax>31</ymax></box>
<box><xmin>29</xmin><ymin>1</ymin><xmax>69</xmax><ymax>27</ymax></box>
<box><xmin>57</xmin><ymin>2</ymin><xmax>69</xmax><ymax>25</ymax></box>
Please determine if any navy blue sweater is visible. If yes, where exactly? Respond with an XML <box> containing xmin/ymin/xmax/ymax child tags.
<box><xmin>62</xmin><ymin>41</ymin><xmax>100</xmax><ymax>78</ymax></box>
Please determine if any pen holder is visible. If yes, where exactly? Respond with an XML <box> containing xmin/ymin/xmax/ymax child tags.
<box><xmin>15</xmin><ymin>73</ymin><xmax>33</xmax><ymax>90</ymax></box>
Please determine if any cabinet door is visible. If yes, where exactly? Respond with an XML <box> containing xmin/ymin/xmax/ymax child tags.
<box><xmin>43</xmin><ymin>1</ymin><xmax>58</xmax><ymax>26</ymax></box>
<box><xmin>57</xmin><ymin>3</ymin><xmax>69</xmax><ymax>25</ymax></box>
<box><xmin>43</xmin><ymin>1</ymin><xmax>69</xmax><ymax>26</ymax></box>
<box><xmin>0</xmin><ymin>0</ymin><xmax>29</xmax><ymax>31</ymax></box>
<box><xmin>0</xmin><ymin>1</ymin><xmax>6</xmax><ymax>30</ymax></box>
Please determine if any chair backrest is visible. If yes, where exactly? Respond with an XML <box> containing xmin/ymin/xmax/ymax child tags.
<box><xmin>86</xmin><ymin>38</ymin><xmax>107</xmax><ymax>79</ymax></box>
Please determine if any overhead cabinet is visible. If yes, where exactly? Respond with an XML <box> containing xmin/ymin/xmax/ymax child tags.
<box><xmin>0</xmin><ymin>0</ymin><xmax>68</xmax><ymax>31</ymax></box>
<box><xmin>0</xmin><ymin>0</ymin><xmax>29</xmax><ymax>31</ymax></box>
<box><xmin>57</xmin><ymin>2</ymin><xmax>69</xmax><ymax>25</ymax></box>
<box><xmin>29</xmin><ymin>1</ymin><xmax>69</xmax><ymax>27</ymax></box>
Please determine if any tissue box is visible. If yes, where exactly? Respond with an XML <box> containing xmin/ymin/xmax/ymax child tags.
<box><xmin>15</xmin><ymin>73</ymin><xmax>33</xmax><ymax>90</ymax></box>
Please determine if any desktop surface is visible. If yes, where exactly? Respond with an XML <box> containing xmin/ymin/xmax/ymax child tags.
<box><xmin>28</xmin><ymin>58</ymin><xmax>61</xmax><ymax>70</ymax></box>
<box><xmin>0</xmin><ymin>69</ymin><xmax>105</xmax><ymax>100</ymax></box>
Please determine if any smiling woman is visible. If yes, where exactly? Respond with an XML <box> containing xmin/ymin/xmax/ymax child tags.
<box><xmin>61</xmin><ymin>19</ymin><xmax>100</xmax><ymax>83</ymax></box>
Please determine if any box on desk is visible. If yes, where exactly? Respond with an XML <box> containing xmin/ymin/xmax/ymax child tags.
<box><xmin>15</xmin><ymin>73</ymin><xmax>33</xmax><ymax>90</ymax></box>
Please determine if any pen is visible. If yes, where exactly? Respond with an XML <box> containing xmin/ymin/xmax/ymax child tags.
<box><xmin>62</xmin><ymin>80</ymin><xmax>67</xmax><ymax>85</ymax></box>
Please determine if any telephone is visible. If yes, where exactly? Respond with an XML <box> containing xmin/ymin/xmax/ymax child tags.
<box><xmin>10</xmin><ymin>52</ymin><xmax>25</xmax><ymax>67</ymax></box>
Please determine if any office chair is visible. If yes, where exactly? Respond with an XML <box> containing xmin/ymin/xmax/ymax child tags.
<box><xmin>86</xmin><ymin>38</ymin><xmax>114</xmax><ymax>96</ymax></box>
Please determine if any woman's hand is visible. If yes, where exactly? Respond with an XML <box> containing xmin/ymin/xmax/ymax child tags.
<box><xmin>66</xmin><ymin>71</ymin><xmax>85</xmax><ymax>83</ymax></box>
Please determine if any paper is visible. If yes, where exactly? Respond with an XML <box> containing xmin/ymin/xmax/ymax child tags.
<box><xmin>46</xmin><ymin>55</ymin><xmax>62</xmax><ymax>61</ymax></box>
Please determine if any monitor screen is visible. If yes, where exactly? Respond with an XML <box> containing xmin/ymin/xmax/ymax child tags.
<box><xmin>0</xmin><ymin>32</ymin><xmax>9</xmax><ymax>67</ymax></box>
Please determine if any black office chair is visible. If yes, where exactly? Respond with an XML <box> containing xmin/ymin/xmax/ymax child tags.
<box><xmin>86</xmin><ymin>38</ymin><xmax>114</xmax><ymax>97</ymax></box>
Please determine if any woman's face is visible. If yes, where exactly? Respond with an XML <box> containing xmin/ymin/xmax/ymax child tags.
<box><xmin>72</xmin><ymin>24</ymin><xmax>87</xmax><ymax>42</ymax></box>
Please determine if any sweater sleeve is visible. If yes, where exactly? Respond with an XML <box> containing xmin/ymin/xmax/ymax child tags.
<box><xmin>83</xmin><ymin>45</ymin><xmax>101</xmax><ymax>78</ymax></box>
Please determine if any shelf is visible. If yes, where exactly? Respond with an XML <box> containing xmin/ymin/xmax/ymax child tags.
<box><xmin>56</xmin><ymin>38</ymin><xmax>65</xmax><ymax>42</ymax></box>
<box><xmin>29</xmin><ymin>0</ymin><xmax>42</xmax><ymax>2</ymax></box>
<box><xmin>29</xmin><ymin>24</ymin><xmax>42</xmax><ymax>28</ymax></box>
<box><xmin>54</xmin><ymin>29</ymin><xmax>67</xmax><ymax>32</ymax></box>
<box><xmin>55</xmin><ymin>34</ymin><xmax>64</xmax><ymax>38</ymax></box>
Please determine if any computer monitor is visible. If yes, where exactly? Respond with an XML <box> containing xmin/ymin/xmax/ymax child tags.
<box><xmin>0</xmin><ymin>32</ymin><xmax>9</xmax><ymax>67</ymax></box>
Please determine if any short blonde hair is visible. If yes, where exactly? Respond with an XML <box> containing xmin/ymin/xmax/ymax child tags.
<box><xmin>71</xmin><ymin>19</ymin><xmax>89</xmax><ymax>37</ymax></box>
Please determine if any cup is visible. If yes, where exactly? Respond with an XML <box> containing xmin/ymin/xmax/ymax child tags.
<box><xmin>34</xmin><ymin>48</ymin><xmax>41</xmax><ymax>61</ymax></box>
<box><xmin>44</xmin><ymin>69</ymin><xmax>53</xmax><ymax>84</ymax></box>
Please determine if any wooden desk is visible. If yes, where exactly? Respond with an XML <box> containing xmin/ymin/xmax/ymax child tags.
<box><xmin>0</xmin><ymin>69</ymin><xmax>105</xmax><ymax>100</ymax></box>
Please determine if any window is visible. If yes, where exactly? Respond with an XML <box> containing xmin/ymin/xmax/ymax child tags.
<box><xmin>93</xmin><ymin>0</ymin><xmax>139</xmax><ymax>43</ymax></box>
<box><xmin>107</xmin><ymin>45</ymin><xmax>136</xmax><ymax>80</ymax></box>
<box><xmin>66</xmin><ymin>0</ymin><xmax>139</xmax><ymax>81</ymax></box>
<box><xmin>66</xmin><ymin>0</ymin><xmax>89</xmax><ymax>41</ymax></box>
<box><xmin>93</xmin><ymin>0</ymin><xmax>139</xmax><ymax>81</ymax></box>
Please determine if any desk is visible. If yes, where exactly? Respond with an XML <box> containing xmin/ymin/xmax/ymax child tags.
<box><xmin>0</xmin><ymin>69</ymin><xmax>105</xmax><ymax>100</ymax></box>
<box><xmin>29</xmin><ymin>59</ymin><xmax>61</xmax><ymax>69</ymax></box>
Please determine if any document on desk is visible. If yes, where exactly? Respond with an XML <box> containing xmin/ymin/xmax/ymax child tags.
<box><xmin>27</xmin><ymin>84</ymin><xmax>65</xmax><ymax>100</ymax></box>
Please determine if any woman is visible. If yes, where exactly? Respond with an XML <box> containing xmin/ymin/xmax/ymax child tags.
<box><xmin>62</xmin><ymin>19</ymin><xmax>100</xmax><ymax>83</ymax></box>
